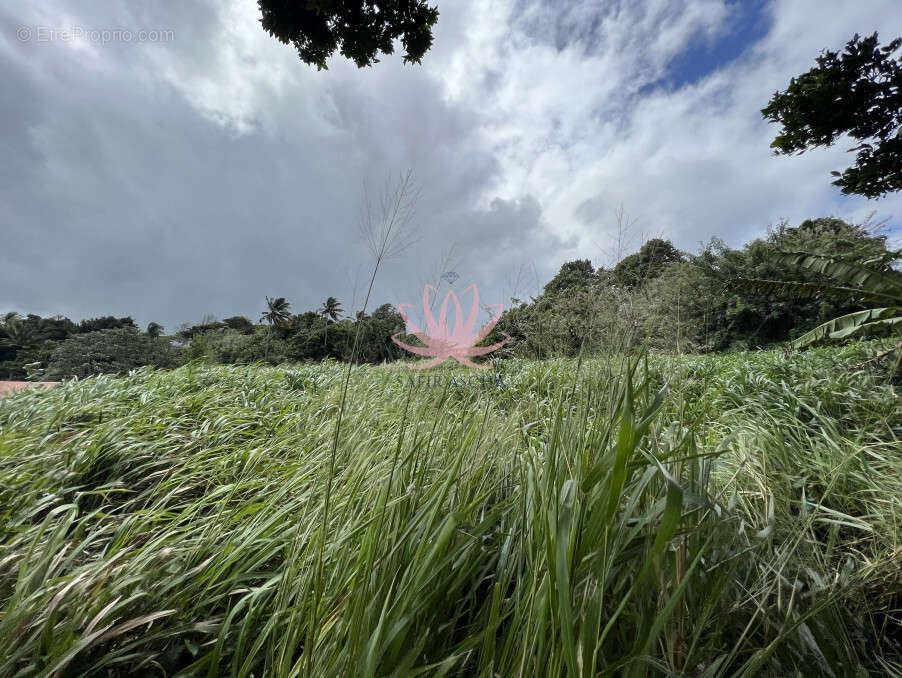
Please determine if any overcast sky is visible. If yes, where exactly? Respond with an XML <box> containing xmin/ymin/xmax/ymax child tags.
<box><xmin>2</xmin><ymin>0</ymin><xmax>901</xmax><ymax>331</ymax></box>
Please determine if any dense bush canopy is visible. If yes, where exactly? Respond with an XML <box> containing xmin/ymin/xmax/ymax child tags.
<box><xmin>44</xmin><ymin>328</ymin><xmax>181</xmax><ymax>380</ymax></box>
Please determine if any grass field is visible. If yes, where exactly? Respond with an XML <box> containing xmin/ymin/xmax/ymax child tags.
<box><xmin>1</xmin><ymin>343</ymin><xmax>900</xmax><ymax>676</ymax></box>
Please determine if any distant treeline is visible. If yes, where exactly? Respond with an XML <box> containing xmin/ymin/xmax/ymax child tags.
<box><xmin>1</xmin><ymin>217</ymin><xmax>896</xmax><ymax>380</ymax></box>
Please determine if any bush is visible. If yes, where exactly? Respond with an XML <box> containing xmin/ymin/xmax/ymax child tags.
<box><xmin>44</xmin><ymin>328</ymin><xmax>183</xmax><ymax>379</ymax></box>
<box><xmin>191</xmin><ymin>327</ymin><xmax>282</xmax><ymax>364</ymax></box>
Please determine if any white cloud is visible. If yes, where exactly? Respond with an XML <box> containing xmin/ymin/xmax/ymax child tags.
<box><xmin>424</xmin><ymin>0</ymin><xmax>902</xmax><ymax>265</ymax></box>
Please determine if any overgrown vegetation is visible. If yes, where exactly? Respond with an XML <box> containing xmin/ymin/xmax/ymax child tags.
<box><xmin>3</xmin><ymin>216</ymin><xmax>897</xmax><ymax>380</ymax></box>
<box><xmin>496</xmin><ymin>216</ymin><xmax>899</xmax><ymax>357</ymax></box>
<box><xmin>738</xmin><ymin>248</ymin><xmax>902</xmax><ymax>368</ymax></box>
<box><xmin>0</xmin><ymin>342</ymin><xmax>899</xmax><ymax>675</ymax></box>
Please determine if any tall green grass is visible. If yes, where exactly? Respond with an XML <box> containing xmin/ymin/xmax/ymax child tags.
<box><xmin>0</xmin><ymin>343</ymin><xmax>899</xmax><ymax>676</ymax></box>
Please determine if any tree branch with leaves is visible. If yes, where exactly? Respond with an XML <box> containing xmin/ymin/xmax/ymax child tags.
<box><xmin>762</xmin><ymin>33</ymin><xmax>902</xmax><ymax>198</ymax></box>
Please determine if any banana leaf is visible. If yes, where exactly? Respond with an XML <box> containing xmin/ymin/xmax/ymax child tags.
<box><xmin>773</xmin><ymin>251</ymin><xmax>902</xmax><ymax>301</ymax></box>
<box><xmin>790</xmin><ymin>307</ymin><xmax>902</xmax><ymax>349</ymax></box>
<box><xmin>731</xmin><ymin>278</ymin><xmax>893</xmax><ymax>304</ymax></box>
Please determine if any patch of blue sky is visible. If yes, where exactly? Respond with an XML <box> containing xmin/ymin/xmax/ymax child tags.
<box><xmin>641</xmin><ymin>0</ymin><xmax>771</xmax><ymax>94</ymax></box>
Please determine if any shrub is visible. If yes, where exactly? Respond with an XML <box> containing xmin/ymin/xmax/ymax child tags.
<box><xmin>44</xmin><ymin>328</ymin><xmax>183</xmax><ymax>379</ymax></box>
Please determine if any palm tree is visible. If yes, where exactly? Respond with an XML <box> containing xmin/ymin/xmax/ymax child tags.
<box><xmin>1</xmin><ymin>314</ymin><xmax>35</xmax><ymax>349</ymax></box>
<box><xmin>318</xmin><ymin>297</ymin><xmax>343</xmax><ymax>347</ymax></box>
<box><xmin>738</xmin><ymin>249</ymin><xmax>902</xmax><ymax>365</ymax></box>
<box><xmin>260</xmin><ymin>296</ymin><xmax>292</xmax><ymax>360</ymax></box>
<box><xmin>146</xmin><ymin>322</ymin><xmax>164</xmax><ymax>338</ymax></box>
